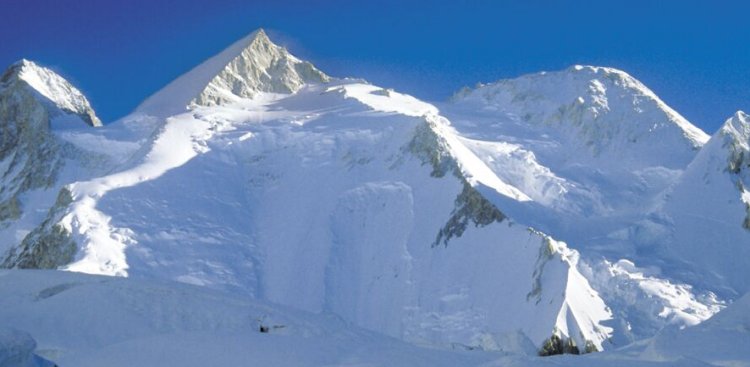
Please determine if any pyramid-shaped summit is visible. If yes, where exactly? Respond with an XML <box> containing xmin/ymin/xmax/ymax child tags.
<box><xmin>136</xmin><ymin>29</ymin><xmax>330</xmax><ymax>117</ymax></box>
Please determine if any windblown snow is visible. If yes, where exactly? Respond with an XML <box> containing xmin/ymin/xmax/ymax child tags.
<box><xmin>0</xmin><ymin>29</ymin><xmax>747</xmax><ymax>366</ymax></box>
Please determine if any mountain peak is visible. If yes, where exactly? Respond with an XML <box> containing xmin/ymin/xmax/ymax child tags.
<box><xmin>450</xmin><ymin>65</ymin><xmax>709</xmax><ymax>168</ymax></box>
<box><xmin>136</xmin><ymin>28</ymin><xmax>330</xmax><ymax>117</ymax></box>
<box><xmin>2</xmin><ymin>59</ymin><xmax>43</xmax><ymax>84</ymax></box>
<box><xmin>728</xmin><ymin>110</ymin><xmax>749</xmax><ymax>128</ymax></box>
<box><xmin>1</xmin><ymin>59</ymin><xmax>101</xmax><ymax>127</ymax></box>
<box><xmin>565</xmin><ymin>64</ymin><xmax>637</xmax><ymax>83</ymax></box>
<box><xmin>250</xmin><ymin>28</ymin><xmax>270</xmax><ymax>43</ymax></box>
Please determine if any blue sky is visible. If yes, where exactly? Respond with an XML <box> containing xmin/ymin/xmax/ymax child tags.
<box><xmin>2</xmin><ymin>0</ymin><xmax>748</xmax><ymax>132</ymax></box>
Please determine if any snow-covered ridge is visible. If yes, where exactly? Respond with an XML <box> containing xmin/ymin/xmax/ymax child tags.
<box><xmin>136</xmin><ymin>29</ymin><xmax>330</xmax><ymax>117</ymax></box>
<box><xmin>1</xmin><ymin>59</ymin><xmax>101</xmax><ymax>127</ymax></box>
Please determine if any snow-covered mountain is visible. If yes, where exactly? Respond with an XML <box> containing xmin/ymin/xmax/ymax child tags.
<box><xmin>444</xmin><ymin>66</ymin><xmax>726</xmax><ymax>341</ymax></box>
<box><xmin>0</xmin><ymin>28</ymin><xmax>747</xmax><ymax>365</ymax></box>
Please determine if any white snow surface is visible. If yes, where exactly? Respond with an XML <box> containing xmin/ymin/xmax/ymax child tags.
<box><xmin>0</xmin><ymin>269</ymin><xmax>743</xmax><ymax>367</ymax></box>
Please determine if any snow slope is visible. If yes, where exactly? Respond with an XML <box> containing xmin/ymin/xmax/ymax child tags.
<box><xmin>451</xmin><ymin>65</ymin><xmax>707</xmax><ymax>168</ymax></box>
<box><xmin>0</xmin><ymin>269</ymin><xmax>741</xmax><ymax>367</ymax></box>
<box><xmin>0</xmin><ymin>269</ymin><xmax>498</xmax><ymax>367</ymax></box>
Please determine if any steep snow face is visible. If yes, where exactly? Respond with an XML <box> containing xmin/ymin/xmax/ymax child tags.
<box><xmin>136</xmin><ymin>29</ymin><xmax>329</xmax><ymax>117</ymax></box>
<box><xmin>658</xmin><ymin>111</ymin><xmax>750</xmax><ymax>295</ymax></box>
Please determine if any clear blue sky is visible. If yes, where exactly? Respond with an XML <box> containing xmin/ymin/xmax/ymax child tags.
<box><xmin>2</xmin><ymin>0</ymin><xmax>748</xmax><ymax>132</ymax></box>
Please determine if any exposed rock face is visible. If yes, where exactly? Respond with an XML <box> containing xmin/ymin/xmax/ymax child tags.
<box><xmin>404</xmin><ymin>119</ymin><xmax>507</xmax><ymax>247</ymax></box>
<box><xmin>2</xmin><ymin>188</ymin><xmax>76</xmax><ymax>269</ymax></box>
<box><xmin>434</xmin><ymin>183</ymin><xmax>507</xmax><ymax>247</ymax></box>
<box><xmin>405</xmin><ymin>119</ymin><xmax>460</xmax><ymax>178</ymax></box>
<box><xmin>1</xmin><ymin>65</ymin><xmax>60</xmax><ymax>225</ymax></box>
